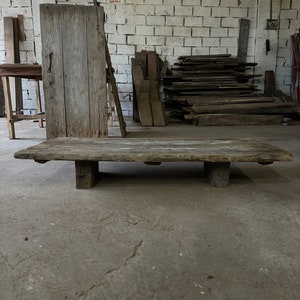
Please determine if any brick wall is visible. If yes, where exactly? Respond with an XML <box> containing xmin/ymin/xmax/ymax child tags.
<box><xmin>0</xmin><ymin>0</ymin><xmax>299</xmax><ymax>116</ymax></box>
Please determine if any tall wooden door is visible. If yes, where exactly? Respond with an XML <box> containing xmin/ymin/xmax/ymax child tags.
<box><xmin>40</xmin><ymin>4</ymin><xmax>108</xmax><ymax>138</ymax></box>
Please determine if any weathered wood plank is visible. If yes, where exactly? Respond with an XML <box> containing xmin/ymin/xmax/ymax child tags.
<box><xmin>185</xmin><ymin>114</ymin><xmax>283</xmax><ymax>126</ymax></box>
<box><xmin>40</xmin><ymin>4</ymin><xmax>66</xmax><ymax>139</ymax></box>
<box><xmin>237</xmin><ymin>19</ymin><xmax>250</xmax><ymax>62</ymax></box>
<box><xmin>192</xmin><ymin>102</ymin><xmax>297</xmax><ymax>114</ymax></box>
<box><xmin>147</xmin><ymin>51</ymin><xmax>159</xmax><ymax>80</ymax></box>
<box><xmin>63</xmin><ymin>5</ymin><xmax>90</xmax><ymax>137</ymax></box>
<box><xmin>185</xmin><ymin>96</ymin><xmax>277</xmax><ymax>106</ymax></box>
<box><xmin>0</xmin><ymin>64</ymin><xmax>42</xmax><ymax>79</ymax></box>
<box><xmin>132</xmin><ymin>59</ymin><xmax>153</xmax><ymax>126</ymax></box>
<box><xmin>14</xmin><ymin>138</ymin><xmax>292</xmax><ymax>163</ymax></box>
<box><xmin>1</xmin><ymin>76</ymin><xmax>15</xmax><ymax>138</ymax></box>
<box><xmin>41</xmin><ymin>4</ymin><xmax>109</xmax><ymax>138</ymax></box>
<box><xmin>105</xmin><ymin>36</ymin><xmax>126</xmax><ymax>137</ymax></box>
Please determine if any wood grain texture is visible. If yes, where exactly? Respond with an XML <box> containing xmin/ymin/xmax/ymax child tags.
<box><xmin>185</xmin><ymin>114</ymin><xmax>283</xmax><ymax>126</ymax></box>
<box><xmin>40</xmin><ymin>4</ymin><xmax>66</xmax><ymax>139</ymax></box>
<box><xmin>14</xmin><ymin>138</ymin><xmax>292</xmax><ymax>163</ymax></box>
<box><xmin>40</xmin><ymin>4</ymin><xmax>108</xmax><ymax>138</ymax></box>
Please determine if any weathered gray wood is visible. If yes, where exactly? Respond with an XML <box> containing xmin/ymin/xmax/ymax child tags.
<box><xmin>186</xmin><ymin>114</ymin><xmax>283</xmax><ymax>126</ymax></box>
<box><xmin>237</xmin><ymin>19</ymin><xmax>250</xmax><ymax>62</ymax></box>
<box><xmin>132</xmin><ymin>60</ymin><xmax>153</xmax><ymax>126</ymax></box>
<box><xmin>40</xmin><ymin>4</ymin><xmax>66</xmax><ymax>139</ymax></box>
<box><xmin>191</xmin><ymin>102</ymin><xmax>297</xmax><ymax>114</ymax></box>
<box><xmin>150</xmin><ymin>80</ymin><xmax>166</xmax><ymax>126</ymax></box>
<box><xmin>105</xmin><ymin>36</ymin><xmax>126</xmax><ymax>137</ymax></box>
<box><xmin>150</xmin><ymin>100</ymin><xmax>167</xmax><ymax>126</ymax></box>
<box><xmin>185</xmin><ymin>96</ymin><xmax>278</xmax><ymax>106</ymax></box>
<box><xmin>204</xmin><ymin>162</ymin><xmax>230</xmax><ymax>188</ymax></box>
<box><xmin>147</xmin><ymin>51</ymin><xmax>159</xmax><ymax>80</ymax></box>
<box><xmin>14</xmin><ymin>138</ymin><xmax>292</xmax><ymax>188</ymax></box>
<box><xmin>63</xmin><ymin>5</ymin><xmax>90</xmax><ymax>137</ymax></box>
<box><xmin>40</xmin><ymin>4</ymin><xmax>108</xmax><ymax>138</ymax></box>
<box><xmin>75</xmin><ymin>161</ymin><xmax>98</xmax><ymax>189</ymax></box>
<box><xmin>14</xmin><ymin>138</ymin><xmax>292</xmax><ymax>163</ymax></box>
<box><xmin>1</xmin><ymin>76</ymin><xmax>15</xmax><ymax>138</ymax></box>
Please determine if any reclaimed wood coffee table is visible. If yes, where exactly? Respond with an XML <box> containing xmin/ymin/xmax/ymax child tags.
<box><xmin>14</xmin><ymin>138</ymin><xmax>292</xmax><ymax>189</ymax></box>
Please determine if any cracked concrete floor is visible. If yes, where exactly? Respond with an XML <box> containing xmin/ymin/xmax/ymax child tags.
<box><xmin>0</xmin><ymin>118</ymin><xmax>300</xmax><ymax>300</ymax></box>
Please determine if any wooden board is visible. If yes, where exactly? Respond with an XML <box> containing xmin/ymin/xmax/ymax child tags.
<box><xmin>40</xmin><ymin>4</ymin><xmax>107</xmax><ymax>138</ymax></box>
<box><xmin>185</xmin><ymin>96</ymin><xmax>277</xmax><ymax>106</ymax></box>
<box><xmin>192</xmin><ymin>102</ymin><xmax>297</xmax><ymax>114</ymax></box>
<box><xmin>131</xmin><ymin>59</ymin><xmax>153</xmax><ymax>126</ymax></box>
<box><xmin>185</xmin><ymin>114</ymin><xmax>283</xmax><ymax>126</ymax></box>
<box><xmin>14</xmin><ymin>138</ymin><xmax>292</xmax><ymax>163</ymax></box>
<box><xmin>237</xmin><ymin>19</ymin><xmax>250</xmax><ymax>62</ymax></box>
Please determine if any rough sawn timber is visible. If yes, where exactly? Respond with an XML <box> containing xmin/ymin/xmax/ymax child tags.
<box><xmin>14</xmin><ymin>138</ymin><xmax>292</xmax><ymax>189</ymax></box>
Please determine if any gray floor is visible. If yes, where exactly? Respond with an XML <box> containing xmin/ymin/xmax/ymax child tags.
<box><xmin>0</xmin><ymin>118</ymin><xmax>299</xmax><ymax>300</ymax></box>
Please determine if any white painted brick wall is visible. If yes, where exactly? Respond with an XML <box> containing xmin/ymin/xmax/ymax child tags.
<box><xmin>0</xmin><ymin>0</ymin><xmax>299</xmax><ymax>117</ymax></box>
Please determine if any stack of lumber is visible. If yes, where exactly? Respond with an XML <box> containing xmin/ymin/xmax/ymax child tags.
<box><xmin>163</xmin><ymin>54</ymin><xmax>259</xmax><ymax>98</ymax></box>
<box><xmin>132</xmin><ymin>50</ymin><xmax>167</xmax><ymax>127</ymax></box>
<box><xmin>162</xmin><ymin>54</ymin><xmax>300</xmax><ymax>125</ymax></box>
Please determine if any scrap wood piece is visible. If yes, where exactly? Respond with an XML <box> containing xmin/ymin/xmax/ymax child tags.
<box><xmin>185</xmin><ymin>96</ymin><xmax>279</xmax><ymax>106</ymax></box>
<box><xmin>185</xmin><ymin>114</ymin><xmax>283</xmax><ymax>126</ymax></box>
<box><xmin>132</xmin><ymin>51</ymin><xmax>166</xmax><ymax>127</ymax></box>
<box><xmin>105</xmin><ymin>37</ymin><xmax>127</xmax><ymax>137</ymax></box>
<box><xmin>131</xmin><ymin>58</ymin><xmax>153</xmax><ymax>126</ymax></box>
<box><xmin>191</xmin><ymin>101</ymin><xmax>300</xmax><ymax>114</ymax></box>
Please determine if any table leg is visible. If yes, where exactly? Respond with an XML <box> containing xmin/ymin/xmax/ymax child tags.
<box><xmin>75</xmin><ymin>161</ymin><xmax>99</xmax><ymax>189</ymax></box>
<box><xmin>2</xmin><ymin>76</ymin><xmax>15</xmax><ymax>139</ymax></box>
<box><xmin>35</xmin><ymin>79</ymin><xmax>44</xmax><ymax>128</ymax></box>
<box><xmin>204</xmin><ymin>162</ymin><xmax>230</xmax><ymax>188</ymax></box>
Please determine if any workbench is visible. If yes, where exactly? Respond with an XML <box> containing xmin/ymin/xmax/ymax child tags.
<box><xmin>0</xmin><ymin>63</ymin><xmax>44</xmax><ymax>139</ymax></box>
<box><xmin>14</xmin><ymin>138</ymin><xmax>292</xmax><ymax>189</ymax></box>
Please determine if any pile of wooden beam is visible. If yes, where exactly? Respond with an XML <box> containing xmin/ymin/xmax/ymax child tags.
<box><xmin>163</xmin><ymin>54</ymin><xmax>300</xmax><ymax>125</ymax></box>
<box><xmin>132</xmin><ymin>50</ymin><xmax>167</xmax><ymax>127</ymax></box>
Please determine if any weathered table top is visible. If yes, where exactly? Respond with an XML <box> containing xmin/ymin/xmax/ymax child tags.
<box><xmin>0</xmin><ymin>63</ymin><xmax>42</xmax><ymax>80</ymax></box>
<box><xmin>14</xmin><ymin>138</ymin><xmax>292</xmax><ymax>163</ymax></box>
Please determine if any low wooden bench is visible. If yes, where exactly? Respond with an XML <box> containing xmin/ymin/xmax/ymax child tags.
<box><xmin>14</xmin><ymin>138</ymin><xmax>292</xmax><ymax>189</ymax></box>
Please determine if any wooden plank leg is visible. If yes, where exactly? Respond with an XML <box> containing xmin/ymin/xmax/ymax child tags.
<box><xmin>204</xmin><ymin>162</ymin><xmax>230</xmax><ymax>188</ymax></box>
<box><xmin>35</xmin><ymin>79</ymin><xmax>44</xmax><ymax>128</ymax></box>
<box><xmin>2</xmin><ymin>76</ymin><xmax>16</xmax><ymax>139</ymax></box>
<box><xmin>75</xmin><ymin>161</ymin><xmax>99</xmax><ymax>189</ymax></box>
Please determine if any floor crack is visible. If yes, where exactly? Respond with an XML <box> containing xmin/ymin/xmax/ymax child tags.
<box><xmin>125</xmin><ymin>239</ymin><xmax>144</xmax><ymax>265</ymax></box>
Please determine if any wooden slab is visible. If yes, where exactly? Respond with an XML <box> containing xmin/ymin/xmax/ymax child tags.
<box><xmin>185</xmin><ymin>114</ymin><xmax>283</xmax><ymax>126</ymax></box>
<box><xmin>14</xmin><ymin>138</ymin><xmax>292</xmax><ymax>189</ymax></box>
<box><xmin>14</xmin><ymin>138</ymin><xmax>292</xmax><ymax>164</ymax></box>
<box><xmin>40</xmin><ymin>4</ymin><xmax>107</xmax><ymax>138</ymax></box>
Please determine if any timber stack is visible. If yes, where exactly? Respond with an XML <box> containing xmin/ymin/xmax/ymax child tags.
<box><xmin>163</xmin><ymin>54</ymin><xmax>300</xmax><ymax>126</ymax></box>
<box><xmin>131</xmin><ymin>50</ymin><xmax>167</xmax><ymax>127</ymax></box>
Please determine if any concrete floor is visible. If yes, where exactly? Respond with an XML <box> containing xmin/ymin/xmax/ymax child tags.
<box><xmin>0</xmin><ymin>118</ymin><xmax>299</xmax><ymax>300</ymax></box>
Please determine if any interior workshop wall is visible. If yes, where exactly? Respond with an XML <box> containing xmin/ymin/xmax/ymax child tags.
<box><xmin>0</xmin><ymin>0</ymin><xmax>299</xmax><ymax>117</ymax></box>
